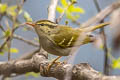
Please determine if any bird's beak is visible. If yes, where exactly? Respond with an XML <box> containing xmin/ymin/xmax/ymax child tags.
<box><xmin>25</xmin><ymin>22</ymin><xmax>35</xmax><ymax>27</ymax></box>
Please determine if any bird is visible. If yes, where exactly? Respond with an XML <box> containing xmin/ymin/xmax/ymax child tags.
<box><xmin>26</xmin><ymin>20</ymin><xmax>109</xmax><ymax>69</ymax></box>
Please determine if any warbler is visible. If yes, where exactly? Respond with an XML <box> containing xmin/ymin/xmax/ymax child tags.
<box><xmin>25</xmin><ymin>20</ymin><xmax>109</xmax><ymax>70</ymax></box>
<box><xmin>26</xmin><ymin>20</ymin><xmax>109</xmax><ymax>57</ymax></box>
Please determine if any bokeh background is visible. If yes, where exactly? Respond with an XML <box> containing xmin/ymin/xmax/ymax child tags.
<box><xmin>0</xmin><ymin>0</ymin><xmax>119</xmax><ymax>80</ymax></box>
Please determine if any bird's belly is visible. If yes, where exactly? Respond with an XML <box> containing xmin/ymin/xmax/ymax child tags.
<box><xmin>40</xmin><ymin>38</ymin><xmax>71</xmax><ymax>56</ymax></box>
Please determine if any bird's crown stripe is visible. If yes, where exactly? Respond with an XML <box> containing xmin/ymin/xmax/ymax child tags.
<box><xmin>36</xmin><ymin>20</ymin><xmax>56</xmax><ymax>24</ymax></box>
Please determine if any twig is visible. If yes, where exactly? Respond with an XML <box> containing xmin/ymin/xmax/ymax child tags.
<box><xmin>18</xmin><ymin>48</ymin><xmax>40</xmax><ymax>60</ymax></box>
<box><xmin>93</xmin><ymin>0</ymin><xmax>109</xmax><ymax>75</ymax></box>
<box><xmin>0</xmin><ymin>37</ymin><xmax>10</xmax><ymax>52</ymax></box>
<box><xmin>81</xmin><ymin>1</ymin><xmax>120</xmax><ymax>27</ymax></box>
<box><xmin>0</xmin><ymin>24</ymin><xmax>5</xmax><ymax>32</ymax></box>
<box><xmin>48</xmin><ymin>0</ymin><xmax>58</xmax><ymax>22</ymax></box>
<box><xmin>0</xmin><ymin>15</ymin><xmax>4</xmax><ymax>32</ymax></box>
<box><xmin>56</xmin><ymin>1</ymin><xmax>78</xmax><ymax>24</ymax></box>
<box><xmin>13</xmin><ymin>34</ymin><xmax>39</xmax><ymax>47</ymax></box>
<box><xmin>7</xmin><ymin>0</ymin><xmax>25</xmax><ymax>61</ymax></box>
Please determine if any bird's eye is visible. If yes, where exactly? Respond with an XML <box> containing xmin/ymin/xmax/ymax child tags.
<box><xmin>48</xmin><ymin>30</ymin><xmax>50</xmax><ymax>33</ymax></box>
<box><xmin>40</xmin><ymin>24</ymin><xmax>44</xmax><ymax>26</ymax></box>
<box><xmin>88</xmin><ymin>34</ymin><xmax>94</xmax><ymax>37</ymax></box>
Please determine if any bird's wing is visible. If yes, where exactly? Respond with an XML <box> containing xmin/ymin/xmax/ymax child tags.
<box><xmin>51</xmin><ymin>26</ymin><xmax>86</xmax><ymax>48</ymax></box>
<box><xmin>50</xmin><ymin>22</ymin><xmax>109</xmax><ymax>48</ymax></box>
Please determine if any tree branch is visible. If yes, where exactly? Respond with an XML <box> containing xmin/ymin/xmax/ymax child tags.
<box><xmin>0</xmin><ymin>51</ymin><xmax>119</xmax><ymax>80</ymax></box>
<box><xmin>93</xmin><ymin>0</ymin><xmax>110</xmax><ymax>75</ymax></box>
<box><xmin>81</xmin><ymin>1</ymin><xmax>120</xmax><ymax>27</ymax></box>
<box><xmin>13</xmin><ymin>34</ymin><xmax>39</xmax><ymax>47</ymax></box>
<box><xmin>47</xmin><ymin>0</ymin><xmax>58</xmax><ymax>22</ymax></box>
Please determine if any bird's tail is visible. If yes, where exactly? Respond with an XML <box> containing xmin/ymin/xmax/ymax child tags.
<box><xmin>82</xmin><ymin>22</ymin><xmax>110</xmax><ymax>32</ymax></box>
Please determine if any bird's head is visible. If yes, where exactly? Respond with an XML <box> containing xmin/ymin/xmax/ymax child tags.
<box><xmin>26</xmin><ymin>20</ymin><xmax>57</xmax><ymax>36</ymax></box>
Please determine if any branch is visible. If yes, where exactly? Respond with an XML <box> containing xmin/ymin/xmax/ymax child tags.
<box><xmin>18</xmin><ymin>48</ymin><xmax>40</xmax><ymax>60</ymax></box>
<box><xmin>81</xmin><ymin>1</ymin><xmax>120</xmax><ymax>27</ymax></box>
<box><xmin>47</xmin><ymin>0</ymin><xmax>58</xmax><ymax>22</ymax></box>
<box><xmin>7</xmin><ymin>0</ymin><xmax>25</xmax><ymax>60</ymax></box>
<box><xmin>13</xmin><ymin>34</ymin><xmax>39</xmax><ymax>47</ymax></box>
<box><xmin>93</xmin><ymin>0</ymin><xmax>110</xmax><ymax>75</ymax></box>
<box><xmin>0</xmin><ymin>51</ymin><xmax>119</xmax><ymax>80</ymax></box>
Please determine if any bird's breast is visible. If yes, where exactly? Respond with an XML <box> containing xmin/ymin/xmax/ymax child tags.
<box><xmin>39</xmin><ymin>36</ymin><xmax>71</xmax><ymax>56</ymax></box>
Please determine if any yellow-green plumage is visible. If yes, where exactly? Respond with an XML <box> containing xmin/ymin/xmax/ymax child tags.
<box><xmin>26</xmin><ymin>20</ymin><xmax>109</xmax><ymax>56</ymax></box>
<box><xmin>35</xmin><ymin>20</ymin><xmax>109</xmax><ymax>48</ymax></box>
<box><xmin>51</xmin><ymin>26</ymin><xmax>84</xmax><ymax>48</ymax></box>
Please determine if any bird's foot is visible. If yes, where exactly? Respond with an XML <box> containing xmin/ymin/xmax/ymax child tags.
<box><xmin>47</xmin><ymin>56</ymin><xmax>61</xmax><ymax>72</ymax></box>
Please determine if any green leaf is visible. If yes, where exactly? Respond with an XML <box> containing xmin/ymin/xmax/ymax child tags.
<box><xmin>61</xmin><ymin>0</ymin><xmax>68</xmax><ymax>7</ymax></box>
<box><xmin>7</xmin><ymin>5</ymin><xmax>17</xmax><ymax>16</ymax></box>
<box><xmin>0</xmin><ymin>3</ymin><xmax>7</xmax><ymax>13</ymax></box>
<box><xmin>18</xmin><ymin>9</ymin><xmax>23</xmax><ymax>15</ymax></box>
<box><xmin>66</xmin><ymin>11</ymin><xmax>76</xmax><ymax>20</ymax></box>
<box><xmin>74</xmin><ymin>14</ymin><xmax>80</xmax><ymax>19</ymax></box>
<box><xmin>24</xmin><ymin>11</ymin><xmax>32</xmax><ymax>22</ymax></box>
<box><xmin>70</xmin><ymin>6</ymin><xmax>84</xmax><ymax>13</ymax></box>
<box><xmin>34</xmin><ymin>37</ymin><xmax>39</xmax><ymax>42</ymax></box>
<box><xmin>3</xmin><ymin>29</ymin><xmax>11</xmax><ymax>38</ymax></box>
<box><xmin>70</xmin><ymin>0</ymin><xmax>77</xmax><ymax>3</ymax></box>
<box><xmin>10</xmin><ymin>48</ymin><xmax>19</xmax><ymax>53</ymax></box>
<box><xmin>25</xmin><ymin>72</ymin><xmax>39</xmax><ymax>77</ymax></box>
<box><xmin>14</xmin><ymin>23</ymin><xmax>19</xmax><ymax>28</ymax></box>
<box><xmin>112</xmin><ymin>58</ymin><xmax>120</xmax><ymax>69</ymax></box>
<box><xmin>98</xmin><ymin>43</ymin><xmax>104</xmax><ymax>50</ymax></box>
<box><xmin>0</xmin><ymin>51</ymin><xmax>4</xmax><ymax>55</ymax></box>
<box><xmin>57</xmin><ymin>0</ymin><xmax>85</xmax><ymax>21</ymax></box>
<box><xmin>22</xmin><ymin>27</ymin><xmax>28</xmax><ymax>31</ymax></box>
<box><xmin>56</xmin><ymin>6</ymin><xmax>64</xmax><ymax>13</ymax></box>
